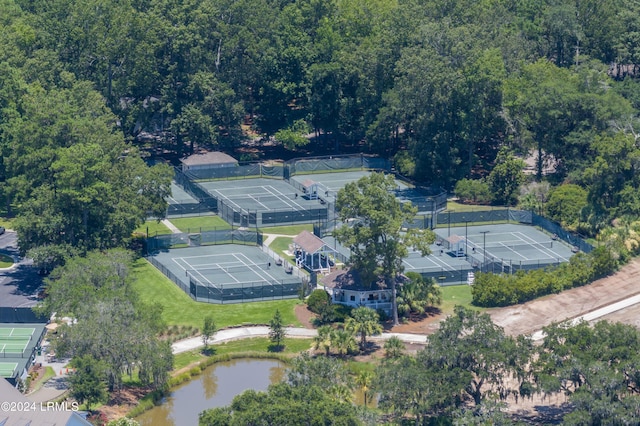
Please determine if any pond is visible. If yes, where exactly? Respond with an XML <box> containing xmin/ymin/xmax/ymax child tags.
<box><xmin>136</xmin><ymin>358</ymin><xmax>286</xmax><ymax>426</ymax></box>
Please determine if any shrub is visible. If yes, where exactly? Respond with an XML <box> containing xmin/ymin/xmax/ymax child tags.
<box><xmin>472</xmin><ymin>247</ymin><xmax>618</xmax><ymax>307</ymax></box>
<box><xmin>454</xmin><ymin>179</ymin><xmax>491</xmax><ymax>204</ymax></box>
<box><xmin>307</xmin><ymin>289</ymin><xmax>331</xmax><ymax>314</ymax></box>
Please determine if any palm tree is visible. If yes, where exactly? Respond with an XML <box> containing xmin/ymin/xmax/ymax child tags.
<box><xmin>383</xmin><ymin>336</ymin><xmax>405</xmax><ymax>359</ymax></box>
<box><xmin>345</xmin><ymin>306</ymin><xmax>383</xmax><ymax>351</ymax></box>
<box><xmin>331</xmin><ymin>329</ymin><xmax>357</xmax><ymax>358</ymax></box>
<box><xmin>313</xmin><ymin>325</ymin><xmax>334</xmax><ymax>356</ymax></box>
<box><xmin>355</xmin><ymin>370</ymin><xmax>374</xmax><ymax>406</ymax></box>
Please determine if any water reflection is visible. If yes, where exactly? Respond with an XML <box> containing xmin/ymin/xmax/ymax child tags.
<box><xmin>137</xmin><ymin>358</ymin><xmax>285</xmax><ymax>426</ymax></box>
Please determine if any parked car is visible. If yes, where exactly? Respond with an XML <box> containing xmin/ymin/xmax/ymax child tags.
<box><xmin>0</xmin><ymin>226</ymin><xmax>5</xmax><ymax>235</ymax></box>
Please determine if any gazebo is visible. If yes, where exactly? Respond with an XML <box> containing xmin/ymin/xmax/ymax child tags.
<box><xmin>292</xmin><ymin>230</ymin><xmax>337</xmax><ymax>274</ymax></box>
<box><xmin>445</xmin><ymin>234</ymin><xmax>467</xmax><ymax>257</ymax></box>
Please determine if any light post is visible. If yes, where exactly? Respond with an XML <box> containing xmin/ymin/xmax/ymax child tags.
<box><xmin>465</xmin><ymin>221</ymin><xmax>468</xmax><ymax>258</ymax></box>
<box><xmin>480</xmin><ymin>231</ymin><xmax>489</xmax><ymax>272</ymax></box>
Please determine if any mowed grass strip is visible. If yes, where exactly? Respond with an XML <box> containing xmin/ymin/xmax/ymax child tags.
<box><xmin>132</xmin><ymin>259</ymin><xmax>301</xmax><ymax>329</ymax></box>
<box><xmin>439</xmin><ymin>284</ymin><xmax>482</xmax><ymax>313</ymax></box>
<box><xmin>169</xmin><ymin>215</ymin><xmax>231</xmax><ymax>232</ymax></box>
<box><xmin>259</xmin><ymin>224</ymin><xmax>313</xmax><ymax>236</ymax></box>
<box><xmin>0</xmin><ymin>253</ymin><xmax>13</xmax><ymax>268</ymax></box>
<box><xmin>134</xmin><ymin>220</ymin><xmax>172</xmax><ymax>236</ymax></box>
<box><xmin>174</xmin><ymin>337</ymin><xmax>313</xmax><ymax>370</ymax></box>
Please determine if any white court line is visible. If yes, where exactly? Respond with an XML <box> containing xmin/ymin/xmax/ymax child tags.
<box><xmin>247</xmin><ymin>194</ymin><xmax>271</xmax><ymax>210</ymax></box>
<box><xmin>515</xmin><ymin>232</ymin><xmax>569</xmax><ymax>261</ymax></box>
<box><xmin>234</xmin><ymin>253</ymin><xmax>279</xmax><ymax>283</ymax></box>
<box><xmin>406</xmin><ymin>250</ymin><xmax>457</xmax><ymax>272</ymax></box>
<box><xmin>263</xmin><ymin>186</ymin><xmax>304</xmax><ymax>210</ymax></box>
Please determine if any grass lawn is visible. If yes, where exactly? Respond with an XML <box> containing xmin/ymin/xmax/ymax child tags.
<box><xmin>132</xmin><ymin>259</ymin><xmax>301</xmax><ymax>329</ymax></box>
<box><xmin>174</xmin><ymin>337</ymin><xmax>313</xmax><ymax>371</ymax></box>
<box><xmin>260</xmin><ymin>224</ymin><xmax>313</xmax><ymax>236</ymax></box>
<box><xmin>446</xmin><ymin>200</ymin><xmax>507</xmax><ymax>212</ymax></box>
<box><xmin>169</xmin><ymin>215</ymin><xmax>231</xmax><ymax>232</ymax></box>
<box><xmin>440</xmin><ymin>284</ymin><xmax>482</xmax><ymax>314</ymax></box>
<box><xmin>269</xmin><ymin>237</ymin><xmax>295</xmax><ymax>264</ymax></box>
<box><xmin>0</xmin><ymin>253</ymin><xmax>13</xmax><ymax>268</ymax></box>
<box><xmin>134</xmin><ymin>220</ymin><xmax>171</xmax><ymax>236</ymax></box>
<box><xmin>0</xmin><ymin>217</ymin><xmax>14</xmax><ymax>229</ymax></box>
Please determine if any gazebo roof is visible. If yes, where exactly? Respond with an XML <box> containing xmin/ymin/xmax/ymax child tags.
<box><xmin>446</xmin><ymin>234</ymin><xmax>465</xmax><ymax>244</ymax></box>
<box><xmin>301</xmin><ymin>179</ymin><xmax>317</xmax><ymax>189</ymax></box>
<box><xmin>180</xmin><ymin>151</ymin><xmax>238</xmax><ymax>166</ymax></box>
<box><xmin>293</xmin><ymin>230</ymin><xmax>326</xmax><ymax>254</ymax></box>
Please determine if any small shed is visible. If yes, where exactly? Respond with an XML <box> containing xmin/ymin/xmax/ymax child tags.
<box><xmin>292</xmin><ymin>230</ymin><xmax>337</xmax><ymax>273</ymax></box>
<box><xmin>446</xmin><ymin>235</ymin><xmax>467</xmax><ymax>257</ymax></box>
<box><xmin>320</xmin><ymin>268</ymin><xmax>393</xmax><ymax>315</ymax></box>
<box><xmin>180</xmin><ymin>151</ymin><xmax>238</xmax><ymax>173</ymax></box>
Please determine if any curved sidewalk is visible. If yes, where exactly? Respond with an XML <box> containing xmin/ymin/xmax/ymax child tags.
<box><xmin>172</xmin><ymin>326</ymin><xmax>426</xmax><ymax>354</ymax></box>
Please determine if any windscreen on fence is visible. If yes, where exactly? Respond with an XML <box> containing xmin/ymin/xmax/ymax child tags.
<box><xmin>147</xmin><ymin>229</ymin><xmax>259</xmax><ymax>251</ymax></box>
<box><xmin>285</xmin><ymin>154</ymin><xmax>391</xmax><ymax>177</ymax></box>
<box><xmin>189</xmin><ymin>277</ymin><xmax>302</xmax><ymax>303</ymax></box>
<box><xmin>532</xmin><ymin>213</ymin><xmax>593</xmax><ymax>253</ymax></box>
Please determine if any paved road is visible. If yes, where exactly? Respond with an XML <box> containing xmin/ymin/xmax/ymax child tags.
<box><xmin>0</xmin><ymin>230</ymin><xmax>43</xmax><ymax>308</ymax></box>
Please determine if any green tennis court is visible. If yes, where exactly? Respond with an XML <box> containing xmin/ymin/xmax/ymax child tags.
<box><xmin>0</xmin><ymin>361</ymin><xmax>17</xmax><ymax>377</ymax></box>
<box><xmin>0</xmin><ymin>327</ymin><xmax>35</xmax><ymax>338</ymax></box>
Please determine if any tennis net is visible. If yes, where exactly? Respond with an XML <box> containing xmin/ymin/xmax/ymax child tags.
<box><xmin>221</xmin><ymin>193</ymin><xmax>297</xmax><ymax>202</ymax></box>
<box><xmin>0</xmin><ymin>334</ymin><xmax>32</xmax><ymax>341</ymax></box>
<box><xmin>187</xmin><ymin>264</ymin><xmax>268</xmax><ymax>275</ymax></box>
<box><xmin>467</xmin><ymin>241</ymin><xmax>554</xmax><ymax>252</ymax></box>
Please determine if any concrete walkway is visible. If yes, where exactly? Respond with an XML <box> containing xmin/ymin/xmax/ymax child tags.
<box><xmin>262</xmin><ymin>233</ymin><xmax>295</xmax><ymax>247</ymax></box>
<box><xmin>530</xmin><ymin>293</ymin><xmax>640</xmax><ymax>341</ymax></box>
<box><xmin>172</xmin><ymin>326</ymin><xmax>426</xmax><ymax>354</ymax></box>
<box><xmin>161</xmin><ymin>219</ymin><xmax>181</xmax><ymax>234</ymax></box>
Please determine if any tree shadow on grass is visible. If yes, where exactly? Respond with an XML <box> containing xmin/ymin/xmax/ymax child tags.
<box><xmin>267</xmin><ymin>344</ymin><xmax>285</xmax><ymax>353</ymax></box>
<box><xmin>201</xmin><ymin>347</ymin><xmax>216</xmax><ymax>356</ymax></box>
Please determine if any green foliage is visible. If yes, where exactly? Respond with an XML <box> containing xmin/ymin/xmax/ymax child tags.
<box><xmin>471</xmin><ymin>247</ymin><xmax>618</xmax><ymax>307</ymax></box>
<box><xmin>68</xmin><ymin>354</ymin><xmax>108</xmax><ymax>410</ymax></box>
<box><xmin>396</xmin><ymin>272</ymin><xmax>442</xmax><ymax>318</ymax></box>
<box><xmin>198</xmin><ymin>382</ymin><xmax>363</xmax><ymax>426</ymax></box>
<box><xmin>202</xmin><ymin>315</ymin><xmax>217</xmax><ymax>349</ymax></box>
<box><xmin>335</xmin><ymin>172</ymin><xmax>436</xmax><ymax>325</ymax></box>
<box><xmin>274</xmin><ymin>119</ymin><xmax>310</xmax><ymax>150</ymax></box>
<box><xmin>306</xmin><ymin>289</ymin><xmax>330</xmax><ymax>314</ymax></box>
<box><xmin>42</xmin><ymin>250</ymin><xmax>172</xmax><ymax>391</ymax></box>
<box><xmin>382</xmin><ymin>336</ymin><xmax>405</xmax><ymax>359</ymax></box>
<box><xmin>546</xmin><ymin>184</ymin><xmax>588</xmax><ymax>230</ymax></box>
<box><xmin>487</xmin><ymin>147</ymin><xmax>526</xmax><ymax>206</ymax></box>
<box><xmin>454</xmin><ymin>179</ymin><xmax>492</xmax><ymax>205</ymax></box>
<box><xmin>269</xmin><ymin>309</ymin><xmax>286</xmax><ymax>350</ymax></box>
<box><xmin>344</xmin><ymin>307</ymin><xmax>383</xmax><ymax>351</ymax></box>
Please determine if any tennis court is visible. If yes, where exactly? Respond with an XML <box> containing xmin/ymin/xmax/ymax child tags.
<box><xmin>149</xmin><ymin>245</ymin><xmax>303</xmax><ymax>303</ymax></box>
<box><xmin>0</xmin><ymin>361</ymin><xmax>17</xmax><ymax>378</ymax></box>
<box><xmin>200</xmin><ymin>178</ymin><xmax>319</xmax><ymax>212</ymax></box>
<box><xmin>0</xmin><ymin>326</ymin><xmax>35</xmax><ymax>357</ymax></box>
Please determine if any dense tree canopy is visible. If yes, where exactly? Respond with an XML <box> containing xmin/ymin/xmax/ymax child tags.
<box><xmin>3</xmin><ymin>0</ymin><xmax>640</xmax><ymax>240</ymax></box>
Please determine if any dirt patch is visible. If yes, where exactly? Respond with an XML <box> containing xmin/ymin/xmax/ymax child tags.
<box><xmin>385</xmin><ymin>309</ymin><xmax>445</xmax><ymax>335</ymax></box>
<box><xmin>489</xmin><ymin>258</ymin><xmax>640</xmax><ymax>336</ymax></box>
<box><xmin>294</xmin><ymin>304</ymin><xmax>317</xmax><ymax>329</ymax></box>
<box><xmin>98</xmin><ymin>387</ymin><xmax>151</xmax><ymax>422</ymax></box>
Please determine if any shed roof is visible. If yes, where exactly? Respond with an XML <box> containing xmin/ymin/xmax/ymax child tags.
<box><xmin>293</xmin><ymin>230</ymin><xmax>326</xmax><ymax>253</ymax></box>
<box><xmin>180</xmin><ymin>151</ymin><xmax>238</xmax><ymax>166</ymax></box>
<box><xmin>301</xmin><ymin>179</ymin><xmax>317</xmax><ymax>189</ymax></box>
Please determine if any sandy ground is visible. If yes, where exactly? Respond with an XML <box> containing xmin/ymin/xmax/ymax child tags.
<box><xmin>489</xmin><ymin>257</ymin><xmax>640</xmax><ymax>336</ymax></box>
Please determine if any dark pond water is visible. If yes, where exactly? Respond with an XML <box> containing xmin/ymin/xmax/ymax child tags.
<box><xmin>136</xmin><ymin>358</ymin><xmax>286</xmax><ymax>426</ymax></box>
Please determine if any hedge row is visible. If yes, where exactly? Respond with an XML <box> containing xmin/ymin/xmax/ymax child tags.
<box><xmin>471</xmin><ymin>247</ymin><xmax>618</xmax><ymax>307</ymax></box>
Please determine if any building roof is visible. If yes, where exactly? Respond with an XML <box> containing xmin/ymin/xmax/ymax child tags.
<box><xmin>0</xmin><ymin>378</ymin><xmax>92</xmax><ymax>426</ymax></box>
<box><xmin>293</xmin><ymin>230</ymin><xmax>326</xmax><ymax>254</ymax></box>
<box><xmin>446</xmin><ymin>235</ymin><xmax>465</xmax><ymax>244</ymax></box>
<box><xmin>320</xmin><ymin>268</ymin><xmax>396</xmax><ymax>292</ymax></box>
<box><xmin>180</xmin><ymin>151</ymin><xmax>238</xmax><ymax>166</ymax></box>
<box><xmin>301</xmin><ymin>179</ymin><xmax>317</xmax><ymax>189</ymax></box>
